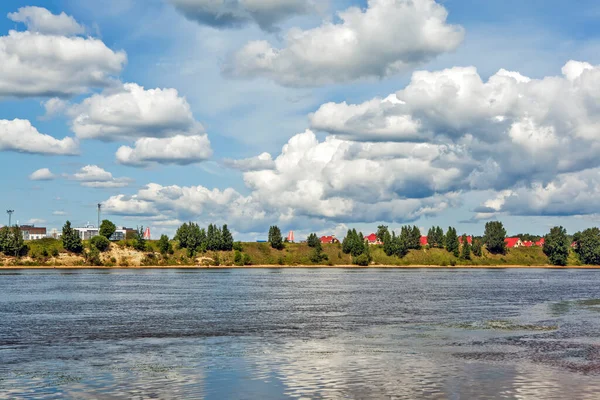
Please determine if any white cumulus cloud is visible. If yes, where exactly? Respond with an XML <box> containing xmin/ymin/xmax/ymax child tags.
<box><xmin>116</xmin><ymin>135</ymin><xmax>213</xmax><ymax>166</ymax></box>
<box><xmin>29</xmin><ymin>168</ymin><xmax>56</xmax><ymax>181</ymax></box>
<box><xmin>8</xmin><ymin>6</ymin><xmax>85</xmax><ymax>35</ymax></box>
<box><xmin>0</xmin><ymin>119</ymin><xmax>78</xmax><ymax>155</ymax></box>
<box><xmin>72</xmin><ymin>165</ymin><xmax>131</xmax><ymax>188</ymax></box>
<box><xmin>223</xmin><ymin>152</ymin><xmax>275</xmax><ymax>171</ymax></box>
<box><xmin>0</xmin><ymin>8</ymin><xmax>126</xmax><ymax>98</ymax></box>
<box><xmin>224</xmin><ymin>0</ymin><xmax>464</xmax><ymax>86</ymax></box>
<box><xmin>68</xmin><ymin>83</ymin><xmax>204</xmax><ymax>141</ymax></box>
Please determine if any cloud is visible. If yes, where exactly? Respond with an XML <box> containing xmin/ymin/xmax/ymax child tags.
<box><xmin>68</xmin><ymin>83</ymin><xmax>204</xmax><ymax>141</ymax></box>
<box><xmin>29</xmin><ymin>168</ymin><xmax>56</xmax><ymax>181</ymax></box>
<box><xmin>0</xmin><ymin>8</ymin><xmax>126</xmax><ymax>98</ymax></box>
<box><xmin>223</xmin><ymin>152</ymin><xmax>275</xmax><ymax>171</ymax></box>
<box><xmin>102</xmin><ymin>129</ymin><xmax>460</xmax><ymax>232</ymax></box>
<box><xmin>71</xmin><ymin>165</ymin><xmax>131</xmax><ymax>188</ymax></box>
<box><xmin>0</xmin><ymin>119</ymin><xmax>78</xmax><ymax>155</ymax></box>
<box><xmin>52</xmin><ymin>211</ymin><xmax>67</xmax><ymax>216</ymax></box>
<box><xmin>42</xmin><ymin>98</ymin><xmax>69</xmax><ymax>118</ymax></box>
<box><xmin>27</xmin><ymin>218</ymin><xmax>46</xmax><ymax>224</ymax></box>
<box><xmin>224</xmin><ymin>0</ymin><xmax>464</xmax><ymax>86</ymax></box>
<box><xmin>8</xmin><ymin>6</ymin><xmax>85</xmax><ymax>35</ymax></box>
<box><xmin>169</xmin><ymin>0</ymin><xmax>319</xmax><ymax>32</ymax></box>
<box><xmin>116</xmin><ymin>135</ymin><xmax>213</xmax><ymax>166</ymax></box>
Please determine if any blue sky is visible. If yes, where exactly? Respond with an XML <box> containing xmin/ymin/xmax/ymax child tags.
<box><xmin>1</xmin><ymin>0</ymin><xmax>600</xmax><ymax>240</ymax></box>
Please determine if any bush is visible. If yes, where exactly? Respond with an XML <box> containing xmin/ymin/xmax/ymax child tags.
<box><xmin>233</xmin><ymin>241</ymin><xmax>243</xmax><ymax>252</ymax></box>
<box><xmin>85</xmin><ymin>247</ymin><xmax>102</xmax><ymax>266</ymax></box>
<box><xmin>41</xmin><ymin>248</ymin><xmax>49</xmax><ymax>257</ymax></box>
<box><xmin>234</xmin><ymin>250</ymin><xmax>243</xmax><ymax>265</ymax></box>
<box><xmin>90</xmin><ymin>235</ymin><xmax>110</xmax><ymax>252</ymax></box>
<box><xmin>51</xmin><ymin>248</ymin><xmax>59</xmax><ymax>257</ymax></box>
<box><xmin>353</xmin><ymin>253</ymin><xmax>370</xmax><ymax>266</ymax></box>
<box><xmin>242</xmin><ymin>253</ymin><xmax>252</xmax><ymax>265</ymax></box>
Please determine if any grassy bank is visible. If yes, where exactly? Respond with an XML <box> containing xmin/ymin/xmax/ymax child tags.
<box><xmin>0</xmin><ymin>238</ymin><xmax>589</xmax><ymax>267</ymax></box>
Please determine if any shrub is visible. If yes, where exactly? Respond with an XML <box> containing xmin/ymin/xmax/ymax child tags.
<box><xmin>85</xmin><ymin>247</ymin><xmax>102</xmax><ymax>266</ymax></box>
<box><xmin>234</xmin><ymin>250</ymin><xmax>243</xmax><ymax>265</ymax></box>
<box><xmin>51</xmin><ymin>248</ymin><xmax>59</xmax><ymax>258</ymax></box>
<box><xmin>242</xmin><ymin>253</ymin><xmax>252</xmax><ymax>265</ymax></box>
<box><xmin>353</xmin><ymin>253</ymin><xmax>370</xmax><ymax>266</ymax></box>
<box><xmin>233</xmin><ymin>241</ymin><xmax>243</xmax><ymax>252</ymax></box>
<box><xmin>90</xmin><ymin>235</ymin><xmax>110</xmax><ymax>252</ymax></box>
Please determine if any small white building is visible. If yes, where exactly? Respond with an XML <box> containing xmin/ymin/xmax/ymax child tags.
<box><xmin>20</xmin><ymin>225</ymin><xmax>47</xmax><ymax>240</ymax></box>
<box><xmin>74</xmin><ymin>224</ymin><xmax>99</xmax><ymax>240</ymax></box>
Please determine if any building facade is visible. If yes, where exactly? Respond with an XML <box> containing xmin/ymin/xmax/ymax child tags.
<box><xmin>20</xmin><ymin>225</ymin><xmax>47</xmax><ymax>240</ymax></box>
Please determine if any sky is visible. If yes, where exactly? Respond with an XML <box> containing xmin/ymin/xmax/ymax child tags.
<box><xmin>1</xmin><ymin>0</ymin><xmax>600</xmax><ymax>240</ymax></box>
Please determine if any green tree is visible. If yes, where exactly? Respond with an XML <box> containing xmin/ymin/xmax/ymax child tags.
<box><xmin>99</xmin><ymin>219</ymin><xmax>116</xmax><ymax>239</ymax></box>
<box><xmin>0</xmin><ymin>226</ymin><xmax>27</xmax><ymax>257</ymax></box>
<box><xmin>445</xmin><ymin>227</ymin><xmax>459</xmax><ymax>257</ymax></box>
<box><xmin>408</xmin><ymin>225</ymin><xmax>421</xmax><ymax>249</ymax></box>
<box><xmin>62</xmin><ymin>221</ymin><xmax>83</xmax><ymax>254</ymax></box>
<box><xmin>307</xmin><ymin>233</ymin><xmax>320</xmax><ymax>248</ymax></box>
<box><xmin>483</xmin><ymin>221</ymin><xmax>507</xmax><ymax>254</ymax></box>
<box><xmin>460</xmin><ymin>234</ymin><xmax>471</xmax><ymax>260</ymax></box>
<box><xmin>85</xmin><ymin>246</ymin><xmax>102</xmax><ymax>266</ymax></box>
<box><xmin>90</xmin><ymin>235</ymin><xmax>110</xmax><ymax>252</ymax></box>
<box><xmin>221</xmin><ymin>224</ymin><xmax>234</xmax><ymax>251</ymax></box>
<box><xmin>472</xmin><ymin>238</ymin><xmax>483</xmax><ymax>257</ymax></box>
<box><xmin>133</xmin><ymin>226</ymin><xmax>146</xmax><ymax>251</ymax></box>
<box><xmin>543</xmin><ymin>226</ymin><xmax>569</xmax><ymax>266</ymax></box>
<box><xmin>268</xmin><ymin>226</ymin><xmax>284</xmax><ymax>250</ymax></box>
<box><xmin>376</xmin><ymin>225</ymin><xmax>389</xmax><ymax>242</ymax></box>
<box><xmin>435</xmin><ymin>226</ymin><xmax>445</xmax><ymax>248</ymax></box>
<box><xmin>573</xmin><ymin>228</ymin><xmax>600</xmax><ymax>265</ymax></box>
<box><xmin>158</xmin><ymin>234</ymin><xmax>171</xmax><ymax>255</ymax></box>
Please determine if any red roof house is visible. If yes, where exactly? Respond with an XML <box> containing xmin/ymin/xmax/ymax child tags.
<box><xmin>535</xmin><ymin>238</ymin><xmax>545</xmax><ymax>247</ymax></box>
<box><xmin>504</xmin><ymin>237</ymin><xmax>523</xmax><ymax>248</ymax></box>
<box><xmin>365</xmin><ymin>233</ymin><xmax>382</xmax><ymax>245</ymax></box>
<box><xmin>420</xmin><ymin>236</ymin><xmax>428</xmax><ymax>246</ymax></box>
<box><xmin>522</xmin><ymin>240</ymin><xmax>534</xmax><ymax>247</ymax></box>
<box><xmin>320</xmin><ymin>235</ymin><xmax>339</xmax><ymax>244</ymax></box>
<box><xmin>458</xmin><ymin>236</ymin><xmax>473</xmax><ymax>245</ymax></box>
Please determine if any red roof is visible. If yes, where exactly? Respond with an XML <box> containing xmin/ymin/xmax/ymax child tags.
<box><xmin>458</xmin><ymin>236</ymin><xmax>473</xmax><ymax>245</ymax></box>
<box><xmin>365</xmin><ymin>233</ymin><xmax>379</xmax><ymax>243</ymax></box>
<box><xmin>535</xmin><ymin>238</ymin><xmax>545</xmax><ymax>246</ymax></box>
<box><xmin>522</xmin><ymin>240</ymin><xmax>534</xmax><ymax>247</ymax></box>
<box><xmin>420</xmin><ymin>236</ymin><xmax>428</xmax><ymax>246</ymax></box>
<box><xmin>504</xmin><ymin>237</ymin><xmax>521</xmax><ymax>248</ymax></box>
<box><xmin>320</xmin><ymin>236</ymin><xmax>336</xmax><ymax>244</ymax></box>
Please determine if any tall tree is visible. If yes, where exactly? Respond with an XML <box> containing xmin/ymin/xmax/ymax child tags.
<box><xmin>307</xmin><ymin>233</ymin><xmax>320</xmax><ymax>248</ymax></box>
<box><xmin>543</xmin><ymin>226</ymin><xmax>569</xmax><ymax>266</ymax></box>
<box><xmin>99</xmin><ymin>219</ymin><xmax>116</xmax><ymax>239</ymax></box>
<box><xmin>472</xmin><ymin>238</ymin><xmax>483</xmax><ymax>257</ymax></box>
<box><xmin>62</xmin><ymin>221</ymin><xmax>83</xmax><ymax>254</ymax></box>
<box><xmin>158</xmin><ymin>234</ymin><xmax>171</xmax><ymax>255</ymax></box>
<box><xmin>460</xmin><ymin>234</ymin><xmax>471</xmax><ymax>260</ymax></box>
<box><xmin>376</xmin><ymin>225</ymin><xmax>390</xmax><ymax>242</ymax></box>
<box><xmin>445</xmin><ymin>227</ymin><xmax>459</xmax><ymax>257</ymax></box>
<box><xmin>133</xmin><ymin>226</ymin><xmax>146</xmax><ymax>251</ymax></box>
<box><xmin>268</xmin><ymin>226</ymin><xmax>284</xmax><ymax>250</ymax></box>
<box><xmin>221</xmin><ymin>224</ymin><xmax>234</xmax><ymax>251</ymax></box>
<box><xmin>573</xmin><ymin>228</ymin><xmax>600</xmax><ymax>265</ymax></box>
<box><xmin>483</xmin><ymin>221</ymin><xmax>507</xmax><ymax>254</ymax></box>
<box><xmin>435</xmin><ymin>226</ymin><xmax>445</xmax><ymax>248</ymax></box>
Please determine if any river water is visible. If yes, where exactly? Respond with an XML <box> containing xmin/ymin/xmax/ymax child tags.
<box><xmin>1</xmin><ymin>268</ymin><xmax>600</xmax><ymax>399</ymax></box>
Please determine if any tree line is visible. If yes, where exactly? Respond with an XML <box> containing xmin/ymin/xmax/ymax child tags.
<box><xmin>175</xmin><ymin>222</ymin><xmax>235</xmax><ymax>256</ymax></box>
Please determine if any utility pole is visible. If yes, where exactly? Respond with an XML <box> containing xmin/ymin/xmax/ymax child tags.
<box><xmin>97</xmin><ymin>203</ymin><xmax>101</xmax><ymax>229</ymax></box>
<box><xmin>6</xmin><ymin>210</ymin><xmax>14</xmax><ymax>227</ymax></box>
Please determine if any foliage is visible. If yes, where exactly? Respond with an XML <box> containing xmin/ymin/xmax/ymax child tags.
<box><xmin>376</xmin><ymin>225</ymin><xmax>389</xmax><ymax>242</ymax></box>
<box><xmin>307</xmin><ymin>233</ymin><xmax>320</xmax><ymax>248</ymax></box>
<box><xmin>268</xmin><ymin>226</ymin><xmax>284</xmax><ymax>250</ymax></box>
<box><xmin>483</xmin><ymin>221</ymin><xmax>507</xmax><ymax>254</ymax></box>
<box><xmin>62</xmin><ymin>221</ymin><xmax>83</xmax><ymax>254</ymax></box>
<box><xmin>85</xmin><ymin>246</ymin><xmax>102</xmax><ymax>266</ymax></box>
<box><xmin>158</xmin><ymin>234</ymin><xmax>173</xmax><ymax>255</ymax></box>
<box><xmin>133</xmin><ymin>226</ymin><xmax>147</xmax><ymax>252</ymax></box>
<box><xmin>0</xmin><ymin>226</ymin><xmax>28</xmax><ymax>257</ymax></box>
<box><xmin>234</xmin><ymin>250</ymin><xmax>243</xmax><ymax>265</ymax></box>
<box><xmin>90</xmin><ymin>235</ymin><xmax>110</xmax><ymax>252</ymax></box>
<box><xmin>460</xmin><ymin>234</ymin><xmax>471</xmax><ymax>260</ymax></box>
<box><xmin>404</xmin><ymin>225</ymin><xmax>421</xmax><ymax>250</ymax></box>
<box><xmin>221</xmin><ymin>224</ymin><xmax>234</xmax><ymax>251</ymax></box>
<box><xmin>99</xmin><ymin>219</ymin><xmax>117</xmax><ymax>239</ymax></box>
<box><xmin>573</xmin><ymin>228</ymin><xmax>600</xmax><ymax>265</ymax></box>
<box><xmin>472</xmin><ymin>239</ymin><xmax>483</xmax><ymax>257</ymax></box>
<box><xmin>342</xmin><ymin>229</ymin><xmax>367</xmax><ymax>256</ymax></box>
<box><xmin>427</xmin><ymin>226</ymin><xmax>445</xmax><ymax>248</ymax></box>
<box><xmin>383</xmin><ymin>231</ymin><xmax>408</xmax><ymax>258</ymax></box>
<box><xmin>233</xmin><ymin>241</ymin><xmax>243</xmax><ymax>252</ymax></box>
<box><xmin>175</xmin><ymin>222</ymin><xmax>234</xmax><ymax>252</ymax></box>
<box><xmin>445</xmin><ymin>227</ymin><xmax>459</xmax><ymax>257</ymax></box>
<box><xmin>353</xmin><ymin>253</ymin><xmax>370</xmax><ymax>266</ymax></box>
<box><xmin>543</xmin><ymin>226</ymin><xmax>569</xmax><ymax>266</ymax></box>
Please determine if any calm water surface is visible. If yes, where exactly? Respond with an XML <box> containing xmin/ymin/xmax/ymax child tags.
<box><xmin>1</xmin><ymin>268</ymin><xmax>600</xmax><ymax>399</ymax></box>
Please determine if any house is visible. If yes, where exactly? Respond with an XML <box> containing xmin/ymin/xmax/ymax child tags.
<box><xmin>109</xmin><ymin>227</ymin><xmax>137</xmax><ymax>241</ymax></box>
<box><xmin>458</xmin><ymin>236</ymin><xmax>473</xmax><ymax>245</ymax></box>
<box><xmin>20</xmin><ymin>225</ymin><xmax>47</xmax><ymax>240</ymax></box>
<box><xmin>504</xmin><ymin>237</ymin><xmax>523</xmax><ymax>248</ymax></box>
<box><xmin>420</xmin><ymin>236</ymin><xmax>428</xmax><ymax>246</ymax></box>
<box><xmin>364</xmin><ymin>233</ymin><xmax>382</xmax><ymax>245</ymax></box>
<box><xmin>522</xmin><ymin>240</ymin><xmax>534</xmax><ymax>247</ymax></box>
<box><xmin>320</xmin><ymin>235</ymin><xmax>340</xmax><ymax>244</ymax></box>
<box><xmin>535</xmin><ymin>238</ymin><xmax>545</xmax><ymax>247</ymax></box>
<box><xmin>74</xmin><ymin>224</ymin><xmax>99</xmax><ymax>240</ymax></box>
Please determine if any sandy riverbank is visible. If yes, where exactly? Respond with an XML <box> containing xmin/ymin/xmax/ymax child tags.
<box><xmin>2</xmin><ymin>264</ymin><xmax>600</xmax><ymax>270</ymax></box>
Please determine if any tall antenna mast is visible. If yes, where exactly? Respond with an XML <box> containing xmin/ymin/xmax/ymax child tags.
<box><xmin>6</xmin><ymin>210</ymin><xmax>14</xmax><ymax>227</ymax></box>
<box><xmin>97</xmin><ymin>203</ymin><xmax>101</xmax><ymax>229</ymax></box>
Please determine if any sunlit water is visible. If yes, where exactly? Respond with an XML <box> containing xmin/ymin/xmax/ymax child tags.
<box><xmin>1</xmin><ymin>268</ymin><xmax>600</xmax><ymax>399</ymax></box>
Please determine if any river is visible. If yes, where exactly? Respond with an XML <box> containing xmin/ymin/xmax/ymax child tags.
<box><xmin>1</xmin><ymin>268</ymin><xmax>600</xmax><ymax>399</ymax></box>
